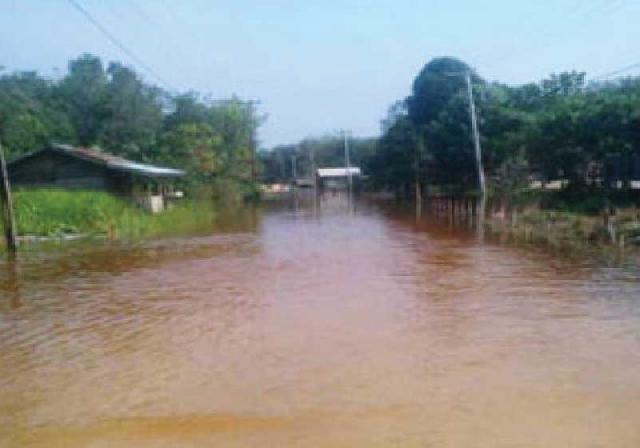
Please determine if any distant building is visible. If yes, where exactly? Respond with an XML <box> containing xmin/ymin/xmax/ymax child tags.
<box><xmin>8</xmin><ymin>144</ymin><xmax>185</xmax><ymax>213</ymax></box>
<box><xmin>316</xmin><ymin>167</ymin><xmax>362</xmax><ymax>178</ymax></box>
<box><xmin>316</xmin><ymin>167</ymin><xmax>361</xmax><ymax>189</ymax></box>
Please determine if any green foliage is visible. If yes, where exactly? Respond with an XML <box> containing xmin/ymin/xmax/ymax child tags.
<box><xmin>10</xmin><ymin>189</ymin><xmax>216</xmax><ymax>239</ymax></box>
<box><xmin>407</xmin><ymin>57</ymin><xmax>477</xmax><ymax>126</ymax></box>
<box><xmin>98</xmin><ymin>62</ymin><xmax>165</xmax><ymax>157</ymax></box>
<box><xmin>58</xmin><ymin>54</ymin><xmax>108</xmax><ymax>145</ymax></box>
<box><xmin>0</xmin><ymin>71</ymin><xmax>76</xmax><ymax>158</ymax></box>
<box><xmin>370</xmin><ymin>112</ymin><xmax>418</xmax><ymax>194</ymax></box>
<box><xmin>369</xmin><ymin>57</ymin><xmax>484</xmax><ymax>193</ymax></box>
<box><xmin>537</xmin><ymin>187</ymin><xmax>640</xmax><ymax>215</ymax></box>
<box><xmin>159</xmin><ymin>95</ymin><xmax>262</xmax><ymax>192</ymax></box>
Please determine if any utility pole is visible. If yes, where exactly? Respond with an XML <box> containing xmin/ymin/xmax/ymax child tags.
<box><xmin>250</xmin><ymin>129</ymin><xmax>257</xmax><ymax>184</ymax></box>
<box><xmin>310</xmin><ymin>145</ymin><xmax>317</xmax><ymax>191</ymax></box>
<box><xmin>465</xmin><ymin>72</ymin><xmax>487</xmax><ymax>238</ymax></box>
<box><xmin>310</xmin><ymin>144</ymin><xmax>319</xmax><ymax>216</ymax></box>
<box><xmin>291</xmin><ymin>154</ymin><xmax>297</xmax><ymax>184</ymax></box>
<box><xmin>0</xmin><ymin>141</ymin><xmax>17</xmax><ymax>256</ymax></box>
<box><xmin>279</xmin><ymin>151</ymin><xmax>285</xmax><ymax>181</ymax></box>
<box><xmin>290</xmin><ymin>153</ymin><xmax>299</xmax><ymax>210</ymax></box>
<box><xmin>343</xmin><ymin>130</ymin><xmax>352</xmax><ymax>193</ymax></box>
<box><xmin>246</xmin><ymin>99</ymin><xmax>260</xmax><ymax>184</ymax></box>
<box><xmin>465</xmin><ymin>72</ymin><xmax>486</xmax><ymax>198</ymax></box>
<box><xmin>414</xmin><ymin>135</ymin><xmax>423</xmax><ymax>218</ymax></box>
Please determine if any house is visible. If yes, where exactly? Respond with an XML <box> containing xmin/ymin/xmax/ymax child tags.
<box><xmin>8</xmin><ymin>143</ymin><xmax>185</xmax><ymax>213</ymax></box>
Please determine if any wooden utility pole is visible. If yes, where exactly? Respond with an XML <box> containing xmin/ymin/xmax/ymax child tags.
<box><xmin>465</xmin><ymin>72</ymin><xmax>487</xmax><ymax>238</ymax></box>
<box><xmin>310</xmin><ymin>145</ymin><xmax>317</xmax><ymax>191</ymax></box>
<box><xmin>277</xmin><ymin>149</ymin><xmax>285</xmax><ymax>181</ymax></box>
<box><xmin>250</xmin><ymin>130</ymin><xmax>257</xmax><ymax>184</ymax></box>
<box><xmin>343</xmin><ymin>130</ymin><xmax>352</xmax><ymax>193</ymax></box>
<box><xmin>291</xmin><ymin>154</ymin><xmax>297</xmax><ymax>183</ymax></box>
<box><xmin>465</xmin><ymin>72</ymin><xmax>486</xmax><ymax>198</ymax></box>
<box><xmin>0</xmin><ymin>141</ymin><xmax>17</xmax><ymax>255</ymax></box>
<box><xmin>414</xmin><ymin>145</ymin><xmax>423</xmax><ymax>218</ymax></box>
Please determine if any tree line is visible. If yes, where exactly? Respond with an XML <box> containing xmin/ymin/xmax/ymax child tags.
<box><xmin>5</xmin><ymin>54</ymin><xmax>640</xmax><ymax>206</ymax></box>
<box><xmin>0</xmin><ymin>53</ymin><xmax>262</xmax><ymax>196</ymax></box>
<box><xmin>369</xmin><ymin>57</ymin><xmax>640</xmax><ymax>202</ymax></box>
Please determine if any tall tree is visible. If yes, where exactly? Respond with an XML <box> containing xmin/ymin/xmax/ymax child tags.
<box><xmin>59</xmin><ymin>54</ymin><xmax>107</xmax><ymax>145</ymax></box>
<box><xmin>0</xmin><ymin>71</ymin><xmax>74</xmax><ymax>158</ymax></box>
<box><xmin>99</xmin><ymin>62</ymin><xmax>164</xmax><ymax>159</ymax></box>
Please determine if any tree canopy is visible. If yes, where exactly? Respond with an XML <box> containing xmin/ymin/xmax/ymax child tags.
<box><xmin>368</xmin><ymin>56</ymin><xmax>640</xmax><ymax>198</ymax></box>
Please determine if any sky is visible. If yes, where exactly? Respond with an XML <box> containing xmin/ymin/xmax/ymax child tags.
<box><xmin>1</xmin><ymin>0</ymin><xmax>639</xmax><ymax>148</ymax></box>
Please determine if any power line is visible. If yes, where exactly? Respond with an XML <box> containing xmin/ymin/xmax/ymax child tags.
<box><xmin>66</xmin><ymin>0</ymin><xmax>177</xmax><ymax>93</ymax></box>
<box><xmin>483</xmin><ymin>0</ymin><xmax>628</xmax><ymax>74</ymax></box>
<box><xmin>591</xmin><ymin>61</ymin><xmax>640</xmax><ymax>81</ymax></box>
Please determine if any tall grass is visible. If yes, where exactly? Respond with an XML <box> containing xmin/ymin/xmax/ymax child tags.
<box><xmin>6</xmin><ymin>189</ymin><xmax>217</xmax><ymax>240</ymax></box>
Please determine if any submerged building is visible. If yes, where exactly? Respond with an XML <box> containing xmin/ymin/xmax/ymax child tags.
<box><xmin>8</xmin><ymin>143</ymin><xmax>185</xmax><ymax>213</ymax></box>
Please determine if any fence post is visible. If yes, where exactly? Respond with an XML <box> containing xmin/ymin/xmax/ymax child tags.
<box><xmin>0</xmin><ymin>141</ymin><xmax>17</xmax><ymax>256</ymax></box>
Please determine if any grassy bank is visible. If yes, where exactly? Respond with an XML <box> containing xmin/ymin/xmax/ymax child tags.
<box><xmin>4</xmin><ymin>189</ymin><xmax>217</xmax><ymax>241</ymax></box>
<box><xmin>486</xmin><ymin>189</ymin><xmax>640</xmax><ymax>252</ymax></box>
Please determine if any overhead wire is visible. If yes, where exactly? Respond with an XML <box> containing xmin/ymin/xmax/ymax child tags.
<box><xmin>66</xmin><ymin>0</ymin><xmax>177</xmax><ymax>93</ymax></box>
<box><xmin>480</xmin><ymin>0</ymin><xmax>630</xmax><ymax>79</ymax></box>
<box><xmin>590</xmin><ymin>61</ymin><xmax>640</xmax><ymax>81</ymax></box>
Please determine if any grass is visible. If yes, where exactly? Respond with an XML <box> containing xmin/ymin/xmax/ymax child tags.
<box><xmin>483</xmin><ymin>186</ymin><xmax>640</xmax><ymax>250</ymax></box>
<box><xmin>485</xmin><ymin>207</ymin><xmax>640</xmax><ymax>255</ymax></box>
<box><xmin>4</xmin><ymin>188</ymin><xmax>217</xmax><ymax>241</ymax></box>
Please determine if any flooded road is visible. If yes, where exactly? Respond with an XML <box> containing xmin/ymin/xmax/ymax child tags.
<box><xmin>1</xmin><ymin>194</ymin><xmax>639</xmax><ymax>447</ymax></box>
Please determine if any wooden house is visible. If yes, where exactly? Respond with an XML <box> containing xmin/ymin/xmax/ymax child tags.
<box><xmin>8</xmin><ymin>144</ymin><xmax>185</xmax><ymax>213</ymax></box>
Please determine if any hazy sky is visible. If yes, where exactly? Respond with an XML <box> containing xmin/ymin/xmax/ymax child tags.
<box><xmin>1</xmin><ymin>0</ymin><xmax>638</xmax><ymax>147</ymax></box>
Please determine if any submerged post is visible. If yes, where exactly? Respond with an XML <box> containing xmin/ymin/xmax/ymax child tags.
<box><xmin>343</xmin><ymin>130</ymin><xmax>353</xmax><ymax>195</ymax></box>
<box><xmin>0</xmin><ymin>141</ymin><xmax>17</xmax><ymax>255</ymax></box>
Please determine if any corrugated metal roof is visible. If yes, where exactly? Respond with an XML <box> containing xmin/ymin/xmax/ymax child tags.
<box><xmin>317</xmin><ymin>167</ymin><xmax>361</xmax><ymax>178</ymax></box>
<box><xmin>12</xmin><ymin>144</ymin><xmax>185</xmax><ymax>178</ymax></box>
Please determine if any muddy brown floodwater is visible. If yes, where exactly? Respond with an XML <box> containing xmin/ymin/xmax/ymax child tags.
<box><xmin>1</xmin><ymin>194</ymin><xmax>639</xmax><ymax>447</ymax></box>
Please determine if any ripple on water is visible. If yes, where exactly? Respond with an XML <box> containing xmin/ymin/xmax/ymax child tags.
<box><xmin>1</xmin><ymin>198</ymin><xmax>640</xmax><ymax>447</ymax></box>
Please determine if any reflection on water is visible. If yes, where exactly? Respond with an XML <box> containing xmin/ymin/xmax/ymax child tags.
<box><xmin>1</xmin><ymin>193</ymin><xmax>639</xmax><ymax>447</ymax></box>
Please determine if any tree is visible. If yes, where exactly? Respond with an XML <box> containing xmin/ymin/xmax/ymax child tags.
<box><xmin>158</xmin><ymin>122</ymin><xmax>222</xmax><ymax>178</ymax></box>
<box><xmin>370</xmin><ymin>115</ymin><xmax>419</xmax><ymax>195</ymax></box>
<box><xmin>405</xmin><ymin>57</ymin><xmax>484</xmax><ymax>191</ymax></box>
<box><xmin>407</xmin><ymin>57</ymin><xmax>478</xmax><ymax>127</ymax></box>
<box><xmin>99</xmin><ymin>62</ymin><xmax>164</xmax><ymax>159</ymax></box>
<box><xmin>58</xmin><ymin>54</ymin><xmax>107</xmax><ymax>145</ymax></box>
<box><xmin>0</xmin><ymin>71</ymin><xmax>75</xmax><ymax>158</ymax></box>
<box><xmin>374</xmin><ymin>59</ymin><xmax>640</xmax><ymax>198</ymax></box>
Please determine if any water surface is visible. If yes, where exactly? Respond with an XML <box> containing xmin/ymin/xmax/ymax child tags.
<box><xmin>1</xmin><ymin>194</ymin><xmax>639</xmax><ymax>447</ymax></box>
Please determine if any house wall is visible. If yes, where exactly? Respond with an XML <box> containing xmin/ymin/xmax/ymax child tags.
<box><xmin>9</xmin><ymin>151</ymin><xmax>114</xmax><ymax>191</ymax></box>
